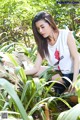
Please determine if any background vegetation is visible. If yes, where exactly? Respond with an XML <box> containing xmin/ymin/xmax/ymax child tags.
<box><xmin>0</xmin><ymin>0</ymin><xmax>80</xmax><ymax>46</ymax></box>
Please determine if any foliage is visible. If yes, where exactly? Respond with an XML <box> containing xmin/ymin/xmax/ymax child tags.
<box><xmin>0</xmin><ymin>50</ymin><xmax>72</xmax><ymax>119</ymax></box>
<box><xmin>0</xmin><ymin>0</ymin><xmax>80</xmax><ymax>48</ymax></box>
<box><xmin>0</xmin><ymin>78</ymin><xmax>30</xmax><ymax>120</ymax></box>
<box><xmin>57</xmin><ymin>103</ymin><xmax>80</xmax><ymax>120</ymax></box>
<box><xmin>74</xmin><ymin>74</ymin><xmax>80</xmax><ymax>103</ymax></box>
<box><xmin>57</xmin><ymin>74</ymin><xmax>80</xmax><ymax>120</ymax></box>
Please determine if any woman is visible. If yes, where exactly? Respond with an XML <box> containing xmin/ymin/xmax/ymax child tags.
<box><xmin>25</xmin><ymin>11</ymin><xmax>79</xmax><ymax>95</ymax></box>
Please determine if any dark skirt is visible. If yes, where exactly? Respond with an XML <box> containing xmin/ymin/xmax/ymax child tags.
<box><xmin>53</xmin><ymin>71</ymin><xmax>80</xmax><ymax>95</ymax></box>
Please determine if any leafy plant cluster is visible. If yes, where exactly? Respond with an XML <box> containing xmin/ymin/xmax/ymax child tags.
<box><xmin>0</xmin><ymin>42</ymin><xmax>79</xmax><ymax>120</ymax></box>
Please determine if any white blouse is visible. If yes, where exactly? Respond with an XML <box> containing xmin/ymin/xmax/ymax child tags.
<box><xmin>45</xmin><ymin>29</ymin><xmax>74</xmax><ymax>74</ymax></box>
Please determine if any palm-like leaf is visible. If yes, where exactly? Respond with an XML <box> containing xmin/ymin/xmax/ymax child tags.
<box><xmin>0</xmin><ymin>78</ymin><xmax>30</xmax><ymax>120</ymax></box>
<box><xmin>57</xmin><ymin>103</ymin><xmax>80</xmax><ymax>120</ymax></box>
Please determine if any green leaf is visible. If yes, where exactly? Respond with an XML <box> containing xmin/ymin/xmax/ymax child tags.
<box><xmin>6</xmin><ymin>53</ymin><xmax>19</xmax><ymax>66</ymax></box>
<box><xmin>57</xmin><ymin>103</ymin><xmax>80</xmax><ymax>120</ymax></box>
<box><xmin>0</xmin><ymin>78</ymin><xmax>29</xmax><ymax>120</ymax></box>
<box><xmin>7</xmin><ymin>53</ymin><xmax>27</xmax><ymax>83</ymax></box>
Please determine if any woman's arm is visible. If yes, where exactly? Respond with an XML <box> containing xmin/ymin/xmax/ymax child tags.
<box><xmin>67</xmin><ymin>31</ymin><xmax>79</xmax><ymax>83</ymax></box>
<box><xmin>25</xmin><ymin>52</ymin><xmax>43</xmax><ymax>75</ymax></box>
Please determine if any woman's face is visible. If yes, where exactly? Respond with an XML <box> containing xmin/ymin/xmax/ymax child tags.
<box><xmin>35</xmin><ymin>19</ymin><xmax>52</xmax><ymax>38</ymax></box>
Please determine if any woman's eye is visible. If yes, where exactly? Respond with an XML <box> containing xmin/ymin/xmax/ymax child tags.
<box><xmin>41</xmin><ymin>26</ymin><xmax>44</xmax><ymax>28</ymax></box>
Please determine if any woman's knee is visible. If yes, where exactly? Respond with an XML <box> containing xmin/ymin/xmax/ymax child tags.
<box><xmin>52</xmin><ymin>74</ymin><xmax>61</xmax><ymax>80</ymax></box>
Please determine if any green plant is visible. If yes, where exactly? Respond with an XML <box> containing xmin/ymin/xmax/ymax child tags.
<box><xmin>0</xmin><ymin>78</ymin><xmax>32</xmax><ymax>120</ymax></box>
<box><xmin>57</xmin><ymin>74</ymin><xmax>80</xmax><ymax>120</ymax></box>
<box><xmin>57</xmin><ymin>103</ymin><xmax>80</xmax><ymax>120</ymax></box>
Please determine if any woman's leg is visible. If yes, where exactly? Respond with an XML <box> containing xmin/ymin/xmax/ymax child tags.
<box><xmin>34</xmin><ymin>66</ymin><xmax>73</xmax><ymax>95</ymax></box>
<box><xmin>51</xmin><ymin>74</ymin><xmax>66</xmax><ymax>95</ymax></box>
<box><xmin>52</xmin><ymin>74</ymin><xmax>63</xmax><ymax>83</ymax></box>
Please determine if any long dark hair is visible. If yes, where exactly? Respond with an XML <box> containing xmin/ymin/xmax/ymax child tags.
<box><xmin>32</xmin><ymin>11</ymin><xmax>59</xmax><ymax>59</ymax></box>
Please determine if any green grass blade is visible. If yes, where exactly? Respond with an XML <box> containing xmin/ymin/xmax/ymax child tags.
<box><xmin>0</xmin><ymin>78</ymin><xmax>29</xmax><ymax>120</ymax></box>
<box><xmin>7</xmin><ymin>53</ymin><xmax>27</xmax><ymax>83</ymax></box>
<box><xmin>57</xmin><ymin>103</ymin><xmax>80</xmax><ymax>120</ymax></box>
